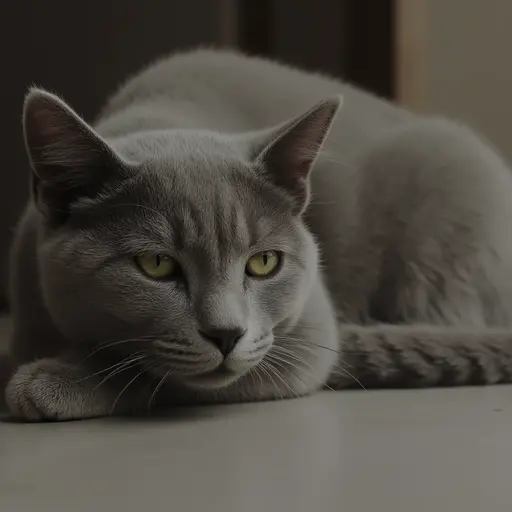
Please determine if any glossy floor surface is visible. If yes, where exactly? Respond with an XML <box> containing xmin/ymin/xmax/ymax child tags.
<box><xmin>1</xmin><ymin>318</ymin><xmax>510</xmax><ymax>511</ymax></box>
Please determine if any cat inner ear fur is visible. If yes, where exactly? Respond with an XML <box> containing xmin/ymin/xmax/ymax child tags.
<box><xmin>23</xmin><ymin>88</ymin><xmax>134</xmax><ymax>222</ymax></box>
<box><xmin>250</xmin><ymin>96</ymin><xmax>342</xmax><ymax>214</ymax></box>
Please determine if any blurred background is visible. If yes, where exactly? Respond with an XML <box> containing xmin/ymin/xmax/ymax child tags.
<box><xmin>1</xmin><ymin>0</ymin><xmax>511</xmax><ymax>309</ymax></box>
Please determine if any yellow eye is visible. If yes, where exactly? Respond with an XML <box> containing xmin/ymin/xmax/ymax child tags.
<box><xmin>246</xmin><ymin>250</ymin><xmax>281</xmax><ymax>278</ymax></box>
<box><xmin>135</xmin><ymin>253</ymin><xmax>179</xmax><ymax>280</ymax></box>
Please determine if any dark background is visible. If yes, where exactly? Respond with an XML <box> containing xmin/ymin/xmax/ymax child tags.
<box><xmin>0</xmin><ymin>0</ymin><xmax>393</xmax><ymax>309</ymax></box>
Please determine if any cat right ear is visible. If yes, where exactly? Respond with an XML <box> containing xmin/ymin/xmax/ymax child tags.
<box><xmin>23</xmin><ymin>88</ymin><xmax>134</xmax><ymax>221</ymax></box>
<box><xmin>249</xmin><ymin>96</ymin><xmax>342</xmax><ymax>215</ymax></box>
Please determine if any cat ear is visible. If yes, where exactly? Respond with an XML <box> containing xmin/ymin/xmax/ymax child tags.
<box><xmin>251</xmin><ymin>96</ymin><xmax>342</xmax><ymax>214</ymax></box>
<box><xmin>23</xmin><ymin>88</ymin><xmax>133</xmax><ymax>221</ymax></box>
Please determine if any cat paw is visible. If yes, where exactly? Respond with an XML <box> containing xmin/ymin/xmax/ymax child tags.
<box><xmin>5</xmin><ymin>358</ymin><xmax>101</xmax><ymax>422</ymax></box>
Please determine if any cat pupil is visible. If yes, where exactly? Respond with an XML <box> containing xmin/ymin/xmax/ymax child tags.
<box><xmin>262</xmin><ymin>253</ymin><xmax>269</xmax><ymax>266</ymax></box>
<box><xmin>156</xmin><ymin>254</ymin><xmax>161</xmax><ymax>266</ymax></box>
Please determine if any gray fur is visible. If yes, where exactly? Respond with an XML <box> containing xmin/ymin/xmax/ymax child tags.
<box><xmin>3</xmin><ymin>49</ymin><xmax>512</xmax><ymax>421</ymax></box>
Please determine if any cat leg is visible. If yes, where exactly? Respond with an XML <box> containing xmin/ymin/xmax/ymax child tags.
<box><xmin>5</xmin><ymin>350</ymin><xmax>153</xmax><ymax>422</ymax></box>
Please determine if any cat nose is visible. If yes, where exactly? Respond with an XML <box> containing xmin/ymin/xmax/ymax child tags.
<box><xmin>198</xmin><ymin>327</ymin><xmax>246</xmax><ymax>356</ymax></box>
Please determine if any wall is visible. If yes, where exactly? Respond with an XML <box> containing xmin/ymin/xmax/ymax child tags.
<box><xmin>399</xmin><ymin>0</ymin><xmax>512</xmax><ymax>162</ymax></box>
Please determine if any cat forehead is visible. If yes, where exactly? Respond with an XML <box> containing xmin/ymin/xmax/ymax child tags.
<box><xmin>135</xmin><ymin>161</ymin><xmax>289</xmax><ymax>233</ymax></box>
<box><xmin>110</xmin><ymin>129</ymin><xmax>289</xmax><ymax>213</ymax></box>
<box><xmin>110</xmin><ymin>129</ymin><xmax>248</xmax><ymax>167</ymax></box>
<box><xmin>86</xmin><ymin>129</ymin><xmax>296</xmax><ymax>246</ymax></box>
<box><xmin>96</xmin><ymin>169</ymin><xmax>295</xmax><ymax>257</ymax></box>
<box><xmin>82</xmin><ymin>143</ymin><xmax>293</xmax><ymax>250</ymax></box>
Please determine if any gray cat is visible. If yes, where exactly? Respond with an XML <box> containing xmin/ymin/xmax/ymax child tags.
<box><xmin>3</xmin><ymin>49</ymin><xmax>512</xmax><ymax>421</ymax></box>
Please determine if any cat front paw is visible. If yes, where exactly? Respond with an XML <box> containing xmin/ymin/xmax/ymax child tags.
<box><xmin>5</xmin><ymin>358</ymin><xmax>108</xmax><ymax>422</ymax></box>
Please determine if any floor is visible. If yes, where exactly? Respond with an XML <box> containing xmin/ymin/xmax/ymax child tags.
<box><xmin>1</xmin><ymin>318</ymin><xmax>511</xmax><ymax>511</ymax></box>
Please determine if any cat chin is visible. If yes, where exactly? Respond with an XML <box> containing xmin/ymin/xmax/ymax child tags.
<box><xmin>179</xmin><ymin>366</ymin><xmax>244</xmax><ymax>390</ymax></box>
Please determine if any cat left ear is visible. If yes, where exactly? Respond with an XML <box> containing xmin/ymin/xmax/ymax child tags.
<box><xmin>251</xmin><ymin>96</ymin><xmax>342</xmax><ymax>214</ymax></box>
<box><xmin>23</xmin><ymin>88</ymin><xmax>134</xmax><ymax>221</ymax></box>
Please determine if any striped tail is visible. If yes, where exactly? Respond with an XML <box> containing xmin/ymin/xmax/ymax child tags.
<box><xmin>328</xmin><ymin>324</ymin><xmax>512</xmax><ymax>389</ymax></box>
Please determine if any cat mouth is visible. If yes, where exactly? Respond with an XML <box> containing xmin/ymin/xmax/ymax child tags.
<box><xmin>168</xmin><ymin>334</ymin><xmax>273</xmax><ymax>390</ymax></box>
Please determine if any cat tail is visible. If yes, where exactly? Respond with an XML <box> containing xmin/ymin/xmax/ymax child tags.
<box><xmin>328</xmin><ymin>324</ymin><xmax>512</xmax><ymax>389</ymax></box>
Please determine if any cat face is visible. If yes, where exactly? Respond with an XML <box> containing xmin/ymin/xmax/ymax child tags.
<box><xmin>24</xmin><ymin>89</ymin><xmax>340</xmax><ymax>390</ymax></box>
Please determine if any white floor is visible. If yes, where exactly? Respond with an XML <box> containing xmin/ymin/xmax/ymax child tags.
<box><xmin>1</xmin><ymin>320</ymin><xmax>511</xmax><ymax>511</ymax></box>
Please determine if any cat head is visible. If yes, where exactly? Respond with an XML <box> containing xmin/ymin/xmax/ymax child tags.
<box><xmin>23</xmin><ymin>89</ymin><xmax>341</xmax><ymax>390</ymax></box>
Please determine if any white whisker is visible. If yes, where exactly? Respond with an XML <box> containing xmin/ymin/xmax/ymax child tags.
<box><xmin>77</xmin><ymin>352</ymin><xmax>148</xmax><ymax>382</ymax></box>
<box><xmin>276</xmin><ymin>335</ymin><xmax>344</xmax><ymax>357</ymax></box>
<box><xmin>263</xmin><ymin>357</ymin><xmax>300</xmax><ymax>398</ymax></box>
<box><xmin>258</xmin><ymin>360</ymin><xmax>283</xmax><ymax>400</ymax></box>
<box><xmin>148</xmin><ymin>368</ymin><xmax>172</xmax><ymax>411</ymax></box>
<box><xmin>248</xmin><ymin>365</ymin><xmax>265</xmax><ymax>389</ymax></box>
<box><xmin>93</xmin><ymin>355</ymin><xmax>149</xmax><ymax>391</ymax></box>
<box><xmin>80</xmin><ymin>335</ymin><xmax>159</xmax><ymax>363</ymax></box>
<box><xmin>274</xmin><ymin>339</ymin><xmax>366</xmax><ymax>390</ymax></box>
<box><xmin>330</xmin><ymin>364</ymin><xmax>367</xmax><ymax>391</ymax></box>
<box><xmin>268</xmin><ymin>350</ymin><xmax>335</xmax><ymax>392</ymax></box>
<box><xmin>110</xmin><ymin>362</ymin><xmax>154</xmax><ymax>415</ymax></box>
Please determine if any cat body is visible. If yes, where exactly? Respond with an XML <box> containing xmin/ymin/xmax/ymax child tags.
<box><xmin>5</xmin><ymin>49</ymin><xmax>512</xmax><ymax>421</ymax></box>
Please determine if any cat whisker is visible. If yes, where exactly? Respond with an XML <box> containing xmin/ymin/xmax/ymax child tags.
<box><xmin>329</xmin><ymin>363</ymin><xmax>367</xmax><ymax>391</ymax></box>
<box><xmin>93</xmin><ymin>355</ymin><xmax>151</xmax><ymax>392</ymax></box>
<box><xmin>271</xmin><ymin>344</ymin><xmax>311</xmax><ymax>365</ymax></box>
<box><xmin>147</xmin><ymin>368</ymin><xmax>172</xmax><ymax>411</ymax></box>
<box><xmin>80</xmin><ymin>335</ymin><xmax>159</xmax><ymax>363</ymax></box>
<box><xmin>291</xmin><ymin>337</ymin><xmax>373</xmax><ymax>362</ymax></box>
<box><xmin>76</xmin><ymin>352</ymin><xmax>148</xmax><ymax>382</ymax></box>
<box><xmin>91</xmin><ymin>334</ymin><xmax>159</xmax><ymax>349</ymax></box>
<box><xmin>247</xmin><ymin>367</ymin><xmax>257</xmax><ymax>388</ymax></box>
<box><xmin>275</xmin><ymin>337</ymin><xmax>350</xmax><ymax>363</ymax></box>
<box><xmin>317</xmin><ymin>153</ymin><xmax>356</xmax><ymax>170</ymax></box>
<box><xmin>271</xmin><ymin>343</ymin><xmax>307</xmax><ymax>359</ymax></box>
<box><xmin>274</xmin><ymin>335</ymin><xmax>343</xmax><ymax>365</ymax></box>
<box><xmin>262</xmin><ymin>356</ymin><xmax>300</xmax><ymax>398</ymax></box>
<box><xmin>273</xmin><ymin>339</ymin><xmax>367</xmax><ymax>390</ymax></box>
<box><xmin>247</xmin><ymin>364</ymin><xmax>265</xmax><ymax>389</ymax></box>
<box><xmin>276</xmin><ymin>342</ymin><xmax>352</xmax><ymax>373</ymax></box>
<box><xmin>266</xmin><ymin>355</ymin><xmax>310</xmax><ymax>395</ymax></box>
<box><xmin>275</xmin><ymin>335</ymin><xmax>345</xmax><ymax>357</ymax></box>
<box><xmin>267</xmin><ymin>351</ymin><xmax>336</xmax><ymax>392</ymax></box>
<box><xmin>292</xmin><ymin>323</ymin><xmax>331</xmax><ymax>333</ymax></box>
<box><xmin>281</xmin><ymin>343</ymin><xmax>366</xmax><ymax>390</ymax></box>
<box><xmin>257</xmin><ymin>360</ymin><xmax>284</xmax><ymax>400</ymax></box>
<box><xmin>110</xmin><ymin>361</ymin><xmax>156</xmax><ymax>415</ymax></box>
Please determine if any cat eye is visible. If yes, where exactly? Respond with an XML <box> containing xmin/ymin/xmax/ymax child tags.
<box><xmin>246</xmin><ymin>250</ymin><xmax>281</xmax><ymax>278</ymax></box>
<box><xmin>135</xmin><ymin>253</ymin><xmax>180</xmax><ymax>280</ymax></box>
